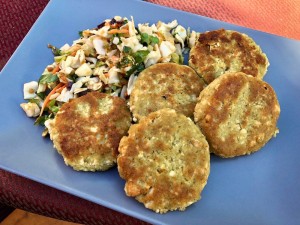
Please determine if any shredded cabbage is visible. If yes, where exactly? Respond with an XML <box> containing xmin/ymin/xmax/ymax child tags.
<box><xmin>20</xmin><ymin>16</ymin><xmax>198</xmax><ymax>130</ymax></box>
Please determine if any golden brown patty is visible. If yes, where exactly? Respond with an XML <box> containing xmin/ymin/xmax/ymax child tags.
<box><xmin>189</xmin><ymin>29</ymin><xmax>269</xmax><ymax>84</ymax></box>
<box><xmin>194</xmin><ymin>72</ymin><xmax>280</xmax><ymax>158</ymax></box>
<box><xmin>117</xmin><ymin>108</ymin><xmax>210</xmax><ymax>213</ymax></box>
<box><xmin>48</xmin><ymin>92</ymin><xmax>131</xmax><ymax>171</ymax></box>
<box><xmin>129</xmin><ymin>63</ymin><xmax>205</xmax><ymax>121</ymax></box>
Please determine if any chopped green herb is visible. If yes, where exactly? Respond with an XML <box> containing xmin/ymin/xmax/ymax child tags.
<box><xmin>36</xmin><ymin>92</ymin><xmax>46</xmax><ymax>100</ymax></box>
<box><xmin>118</xmin><ymin>55</ymin><xmax>134</xmax><ymax>68</ymax></box>
<box><xmin>78</xmin><ymin>31</ymin><xmax>83</xmax><ymax>37</ymax></box>
<box><xmin>47</xmin><ymin>44</ymin><xmax>62</xmax><ymax>56</ymax></box>
<box><xmin>38</xmin><ymin>74</ymin><xmax>58</xmax><ymax>84</ymax></box>
<box><xmin>48</xmin><ymin>105</ymin><xmax>60</xmax><ymax>113</ymax></box>
<box><xmin>28</xmin><ymin>99</ymin><xmax>40</xmax><ymax>104</ymax></box>
<box><xmin>68</xmin><ymin>74</ymin><xmax>77</xmax><ymax>82</ymax></box>
<box><xmin>123</xmin><ymin>46</ymin><xmax>132</xmax><ymax>54</ymax></box>
<box><xmin>140</xmin><ymin>33</ymin><xmax>159</xmax><ymax>46</ymax></box>
<box><xmin>48</xmin><ymin>99</ymin><xmax>56</xmax><ymax>108</ymax></box>
<box><xmin>126</xmin><ymin>63</ymin><xmax>145</xmax><ymax>77</ymax></box>
<box><xmin>140</xmin><ymin>33</ymin><xmax>148</xmax><ymax>44</ymax></box>
<box><xmin>54</xmin><ymin>55</ymin><xmax>67</xmax><ymax>63</ymax></box>
<box><xmin>133</xmin><ymin>50</ymin><xmax>150</xmax><ymax>64</ymax></box>
<box><xmin>34</xmin><ymin>114</ymin><xmax>52</xmax><ymax>126</ymax></box>
<box><xmin>150</xmin><ymin>35</ymin><xmax>159</xmax><ymax>45</ymax></box>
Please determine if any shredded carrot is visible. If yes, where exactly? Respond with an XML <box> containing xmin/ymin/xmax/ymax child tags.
<box><xmin>59</xmin><ymin>74</ymin><xmax>68</xmax><ymax>84</ymax></box>
<box><xmin>70</xmin><ymin>51</ymin><xmax>77</xmax><ymax>56</ymax></box>
<box><xmin>108</xmin><ymin>29</ymin><xmax>129</xmax><ymax>34</ymax></box>
<box><xmin>111</xmin><ymin>55</ymin><xmax>119</xmax><ymax>64</ymax></box>
<box><xmin>110</xmin><ymin>23</ymin><xmax>119</xmax><ymax>29</ymax></box>
<box><xmin>39</xmin><ymin>82</ymin><xmax>65</xmax><ymax>116</ymax></box>
<box><xmin>52</xmin><ymin>64</ymin><xmax>60</xmax><ymax>74</ymax></box>
<box><xmin>55</xmin><ymin>84</ymin><xmax>67</xmax><ymax>94</ymax></box>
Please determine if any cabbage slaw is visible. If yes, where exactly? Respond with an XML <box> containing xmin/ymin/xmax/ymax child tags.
<box><xmin>20</xmin><ymin>16</ymin><xmax>198</xmax><ymax>134</ymax></box>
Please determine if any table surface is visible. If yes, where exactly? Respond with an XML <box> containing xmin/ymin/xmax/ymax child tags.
<box><xmin>0</xmin><ymin>0</ymin><xmax>299</xmax><ymax>224</ymax></box>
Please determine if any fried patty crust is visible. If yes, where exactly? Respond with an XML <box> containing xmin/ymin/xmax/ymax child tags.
<box><xmin>189</xmin><ymin>29</ymin><xmax>269</xmax><ymax>84</ymax></box>
<box><xmin>117</xmin><ymin>108</ymin><xmax>210</xmax><ymax>213</ymax></box>
<box><xmin>194</xmin><ymin>72</ymin><xmax>280</xmax><ymax>158</ymax></box>
<box><xmin>48</xmin><ymin>92</ymin><xmax>131</xmax><ymax>171</ymax></box>
<box><xmin>129</xmin><ymin>63</ymin><xmax>205</xmax><ymax>121</ymax></box>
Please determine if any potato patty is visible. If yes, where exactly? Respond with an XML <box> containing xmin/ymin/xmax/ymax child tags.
<box><xmin>129</xmin><ymin>63</ymin><xmax>205</xmax><ymax>121</ymax></box>
<box><xmin>194</xmin><ymin>72</ymin><xmax>280</xmax><ymax>157</ymax></box>
<box><xmin>48</xmin><ymin>92</ymin><xmax>131</xmax><ymax>171</ymax></box>
<box><xmin>118</xmin><ymin>108</ymin><xmax>210</xmax><ymax>213</ymax></box>
<box><xmin>189</xmin><ymin>29</ymin><xmax>269</xmax><ymax>84</ymax></box>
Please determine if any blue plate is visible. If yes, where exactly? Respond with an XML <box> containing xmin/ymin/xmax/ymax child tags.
<box><xmin>1</xmin><ymin>0</ymin><xmax>300</xmax><ymax>224</ymax></box>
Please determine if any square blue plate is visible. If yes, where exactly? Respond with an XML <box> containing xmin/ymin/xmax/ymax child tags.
<box><xmin>1</xmin><ymin>0</ymin><xmax>300</xmax><ymax>224</ymax></box>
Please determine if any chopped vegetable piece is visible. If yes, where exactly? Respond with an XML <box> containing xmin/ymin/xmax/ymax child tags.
<box><xmin>47</xmin><ymin>44</ymin><xmax>62</xmax><ymax>56</ymax></box>
<box><xmin>36</xmin><ymin>92</ymin><xmax>46</xmax><ymax>100</ymax></box>
<box><xmin>34</xmin><ymin>114</ymin><xmax>52</xmax><ymax>126</ymax></box>
<box><xmin>21</xmin><ymin>16</ymin><xmax>196</xmax><ymax>134</ymax></box>
<box><xmin>108</xmin><ymin>29</ymin><xmax>129</xmax><ymax>34</ymax></box>
<box><xmin>140</xmin><ymin>33</ymin><xmax>159</xmax><ymax>46</ymax></box>
<box><xmin>39</xmin><ymin>82</ymin><xmax>65</xmax><ymax>116</ymax></box>
<box><xmin>118</xmin><ymin>55</ymin><xmax>134</xmax><ymax>68</ymax></box>
<box><xmin>52</xmin><ymin>64</ymin><xmax>60</xmax><ymax>74</ymax></box>
<box><xmin>123</xmin><ymin>46</ymin><xmax>132</xmax><ymax>54</ymax></box>
<box><xmin>133</xmin><ymin>50</ymin><xmax>150</xmax><ymax>63</ymax></box>
<box><xmin>126</xmin><ymin>63</ymin><xmax>145</xmax><ymax>77</ymax></box>
<box><xmin>38</xmin><ymin>74</ymin><xmax>59</xmax><ymax>84</ymax></box>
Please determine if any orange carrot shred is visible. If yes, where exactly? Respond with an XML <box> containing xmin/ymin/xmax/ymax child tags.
<box><xmin>55</xmin><ymin>84</ymin><xmax>67</xmax><ymax>94</ymax></box>
<box><xmin>111</xmin><ymin>55</ymin><xmax>119</xmax><ymax>63</ymax></box>
<box><xmin>110</xmin><ymin>23</ymin><xmax>119</xmax><ymax>29</ymax></box>
<box><xmin>59</xmin><ymin>75</ymin><xmax>68</xmax><ymax>84</ymax></box>
<box><xmin>70</xmin><ymin>51</ymin><xmax>77</xmax><ymax>56</ymax></box>
<box><xmin>52</xmin><ymin>64</ymin><xmax>60</xmax><ymax>74</ymax></box>
<box><xmin>108</xmin><ymin>29</ymin><xmax>129</xmax><ymax>34</ymax></box>
<box><xmin>39</xmin><ymin>82</ymin><xmax>64</xmax><ymax>117</ymax></box>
